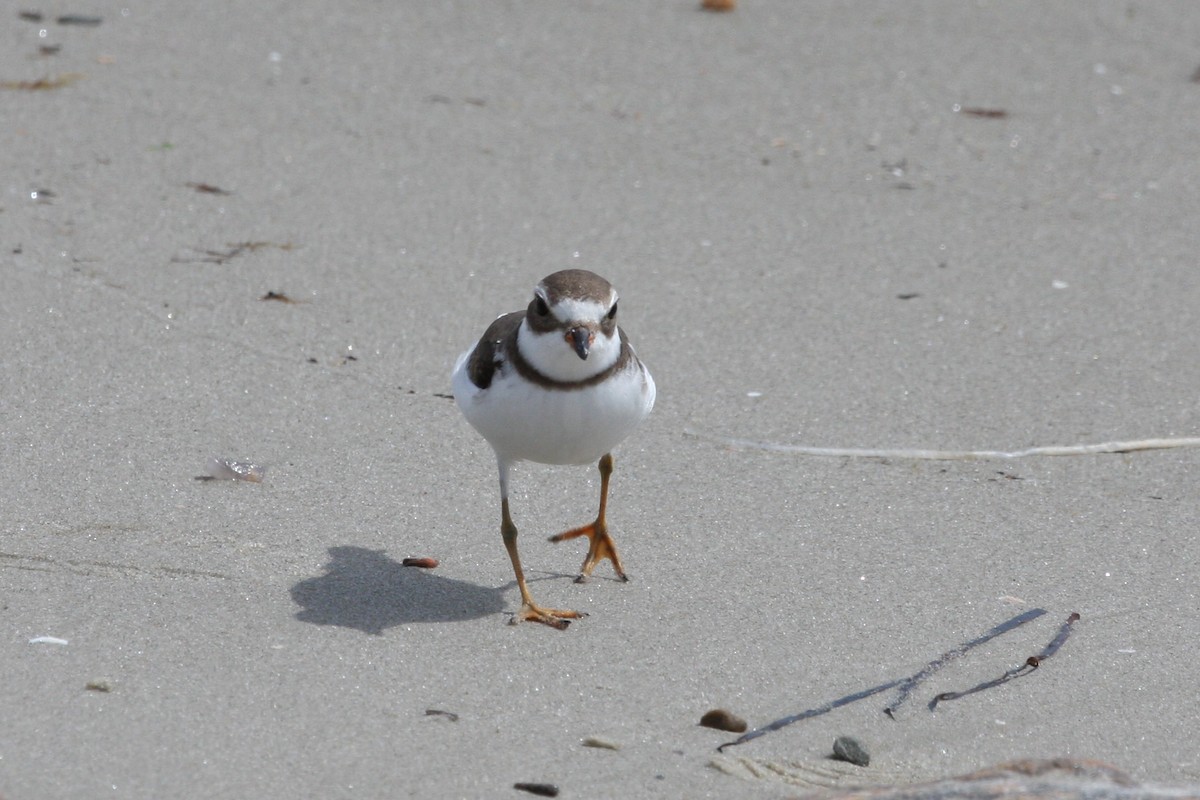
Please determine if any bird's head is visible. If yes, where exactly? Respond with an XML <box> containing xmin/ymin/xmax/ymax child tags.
<box><xmin>518</xmin><ymin>269</ymin><xmax>622</xmax><ymax>381</ymax></box>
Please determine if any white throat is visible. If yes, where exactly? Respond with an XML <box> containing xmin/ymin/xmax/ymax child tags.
<box><xmin>517</xmin><ymin>321</ymin><xmax>621</xmax><ymax>382</ymax></box>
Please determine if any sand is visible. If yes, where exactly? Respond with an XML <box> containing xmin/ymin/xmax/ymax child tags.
<box><xmin>3</xmin><ymin>2</ymin><xmax>1199</xmax><ymax>797</ymax></box>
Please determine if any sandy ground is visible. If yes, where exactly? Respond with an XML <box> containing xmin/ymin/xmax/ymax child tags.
<box><xmin>3</xmin><ymin>2</ymin><xmax>1200</xmax><ymax>798</ymax></box>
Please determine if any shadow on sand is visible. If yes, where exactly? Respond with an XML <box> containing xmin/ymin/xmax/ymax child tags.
<box><xmin>290</xmin><ymin>545</ymin><xmax>506</xmax><ymax>635</ymax></box>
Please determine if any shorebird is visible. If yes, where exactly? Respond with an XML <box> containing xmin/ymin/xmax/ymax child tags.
<box><xmin>451</xmin><ymin>270</ymin><xmax>655</xmax><ymax>628</ymax></box>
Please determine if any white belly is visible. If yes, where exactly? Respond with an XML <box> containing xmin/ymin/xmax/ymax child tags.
<box><xmin>452</xmin><ymin>353</ymin><xmax>654</xmax><ymax>466</ymax></box>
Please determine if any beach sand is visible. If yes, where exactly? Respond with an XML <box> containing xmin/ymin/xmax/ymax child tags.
<box><xmin>3</xmin><ymin>2</ymin><xmax>1199</xmax><ymax>797</ymax></box>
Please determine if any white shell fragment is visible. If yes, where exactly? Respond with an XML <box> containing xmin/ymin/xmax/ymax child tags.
<box><xmin>29</xmin><ymin>636</ymin><xmax>69</xmax><ymax>645</ymax></box>
<box><xmin>206</xmin><ymin>457</ymin><xmax>266</xmax><ymax>483</ymax></box>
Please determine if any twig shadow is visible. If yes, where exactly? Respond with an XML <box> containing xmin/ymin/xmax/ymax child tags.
<box><xmin>290</xmin><ymin>546</ymin><xmax>506</xmax><ymax>635</ymax></box>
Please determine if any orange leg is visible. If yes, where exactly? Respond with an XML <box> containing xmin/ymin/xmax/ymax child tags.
<box><xmin>501</xmin><ymin>498</ymin><xmax>582</xmax><ymax>629</ymax></box>
<box><xmin>548</xmin><ymin>453</ymin><xmax>629</xmax><ymax>582</ymax></box>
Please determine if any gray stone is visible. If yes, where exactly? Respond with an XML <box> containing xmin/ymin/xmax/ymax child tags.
<box><xmin>832</xmin><ymin>735</ymin><xmax>871</xmax><ymax>767</ymax></box>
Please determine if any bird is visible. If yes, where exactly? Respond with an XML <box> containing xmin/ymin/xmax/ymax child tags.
<box><xmin>451</xmin><ymin>269</ymin><xmax>656</xmax><ymax>629</ymax></box>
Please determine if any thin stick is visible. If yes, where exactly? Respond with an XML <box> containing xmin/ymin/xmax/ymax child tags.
<box><xmin>717</xmin><ymin>679</ymin><xmax>901</xmax><ymax>752</ymax></box>
<box><xmin>717</xmin><ymin>608</ymin><xmax>1046</xmax><ymax>751</ymax></box>
<box><xmin>883</xmin><ymin>608</ymin><xmax>1047</xmax><ymax>717</ymax></box>
<box><xmin>928</xmin><ymin>612</ymin><xmax>1080</xmax><ymax>710</ymax></box>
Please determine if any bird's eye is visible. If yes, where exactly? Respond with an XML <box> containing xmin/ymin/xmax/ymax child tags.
<box><xmin>606</xmin><ymin>301</ymin><xmax>618</xmax><ymax>320</ymax></box>
<box><xmin>534</xmin><ymin>296</ymin><xmax>549</xmax><ymax>316</ymax></box>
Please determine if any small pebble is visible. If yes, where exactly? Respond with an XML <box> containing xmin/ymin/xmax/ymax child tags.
<box><xmin>85</xmin><ymin>679</ymin><xmax>113</xmax><ymax>693</ymax></box>
<box><xmin>582</xmin><ymin>736</ymin><xmax>621</xmax><ymax>751</ymax></box>
<box><xmin>699</xmin><ymin>708</ymin><xmax>747</xmax><ymax>733</ymax></box>
<box><xmin>832</xmin><ymin>735</ymin><xmax>871</xmax><ymax>767</ymax></box>
<box><xmin>513</xmin><ymin>783</ymin><xmax>559</xmax><ymax>797</ymax></box>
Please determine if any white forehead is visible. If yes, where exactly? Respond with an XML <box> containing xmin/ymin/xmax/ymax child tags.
<box><xmin>543</xmin><ymin>293</ymin><xmax>616</xmax><ymax>323</ymax></box>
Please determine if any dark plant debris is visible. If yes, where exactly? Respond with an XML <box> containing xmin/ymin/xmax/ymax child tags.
<box><xmin>1</xmin><ymin>73</ymin><xmax>83</xmax><ymax>91</ymax></box>
<box><xmin>718</xmin><ymin>608</ymin><xmax>1051</xmax><ymax>751</ymax></box>
<box><xmin>186</xmin><ymin>181</ymin><xmax>233</xmax><ymax>196</ymax></box>
<box><xmin>959</xmin><ymin>107</ymin><xmax>1009</xmax><ymax>119</ymax></box>
<box><xmin>514</xmin><ymin>784</ymin><xmax>559</xmax><ymax>798</ymax></box>
<box><xmin>928</xmin><ymin>612</ymin><xmax>1080</xmax><ymax>710</ymax></box>
<box><xmin>57</xmin><ymin>14</ymin><xmax>102</xmax><ymax>26</ymax></box>
<box><xmin>883</xmin><ymin>607</ymin><xmax>1045</xmax><ymax>718</ymax></box>
<box><xmin>171</xmin><ymin>241</ymin><xmax>296</xmax><ymax>265</ymax></box>
<box><xmin>260</xmin><ymin>291</ymin><xmax>301</xmax><ymax>304</ymax></box>
<box><xmin>424</xmin><ymin>708</ymin><xmax>459</xmax><ymax>722</ymax></box>
<box><xmin>402</xmin><ymin>557</ymin><xmax>439</xmax><ymax>569</ymax></box>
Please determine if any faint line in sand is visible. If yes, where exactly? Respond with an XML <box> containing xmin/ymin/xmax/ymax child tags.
<box><xmin>0</xmin><ymin>551</ymin><xmax>229</xmax><ymax>581</ymax></box>
<box><xmin>684</xmin><ymin>429</ymin><xmax>1200</xmax><ymax>460</ymax></box>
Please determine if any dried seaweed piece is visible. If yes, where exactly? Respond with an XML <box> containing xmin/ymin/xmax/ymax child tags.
<box><xmin>883</xmin><ymin>608</ymin><xmax>1046</xmax><ymax>717</ymax></box>
<box><xmin>56</xmin><ymin>14</ymin><xmax>102</xmax><ymax>26</ymax></box>
<box><xmin>582</xmin><ymin>736</ymin><xmax>621</xmax><ymax>750</ymax></box>
<box><xmin>171</xmin><ymin>241</ymin><xmax>296</xmax><ymax>265</ymax></box>
<box><xmin>928</xmin><ymin>612</ymin><xmax>1080</xmax><ymax>710</ymax></box>
<box><xmin>513</xmin><ymin>783</ymin><xmax>559</xmax><ymax>797</ymax></box>
<box><xmin>1</xmin><ymin>73</ymin><xmax>84</xmax><ymax>91</ymax></box>
<box><xmin>717</xmin><ymin>608</ymin><xmax>1047</xmax><ymax>751</ymax></box>
<box><xmin>186</xmin><ymin>181</ymin><xmax>232</xmax><ymax>195</ymax></box>
<box><xmin>959</xmin><ymin>107</ymin><xmax>1009</xmax><ymax>118</ymax></box>
<box><xmin>232</xmin><ymin>240</ymin><xmax>295</xmax><ymax>252</ymax></box>
<box><xmin>718</xmin><ymin>677</ymin><xmax>898</xmax><ymax>752</ymax></box>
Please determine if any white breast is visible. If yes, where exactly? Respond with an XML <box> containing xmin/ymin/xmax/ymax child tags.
<box><xmin>452</xmin><ymin>348</ymin><xmax>654</xmax><ymax>466</ymax></box>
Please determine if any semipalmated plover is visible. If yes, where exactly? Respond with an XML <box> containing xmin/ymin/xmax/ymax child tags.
<box><xmin>451</xmin><ymin>269</ymin><xmax>656</xmax><ymax>629</ymax></box>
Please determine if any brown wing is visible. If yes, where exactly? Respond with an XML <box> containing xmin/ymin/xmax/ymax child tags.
<box><xmin>466</xmin><ymin>311</ymin><xmax>524</xmax><ymax>390</ymax></box>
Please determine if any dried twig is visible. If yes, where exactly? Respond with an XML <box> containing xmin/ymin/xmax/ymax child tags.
<box><xmin>884</xmin><ymin>608</ymin><xmax>1046</xmax><ymax>717</ymax></box>
<box><xmin>928</xmin><ymin>612</ymin><xmax>1080</xmax><ymax>710</ymax></box>
<box><xmin>717</xmin><ymin>608</ymin><xmax>1048</xmax><ymax>751</ymax></box>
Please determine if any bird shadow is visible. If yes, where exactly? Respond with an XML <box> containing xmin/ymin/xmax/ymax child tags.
<box><xmin>290</xmin><ymin>546</ymin><xmax>507</xmax><ymax>635</ymax></box>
